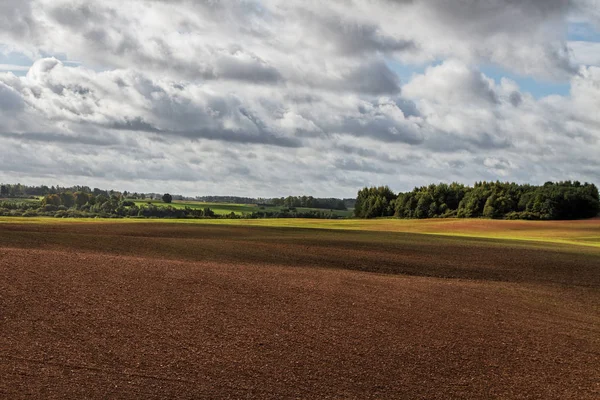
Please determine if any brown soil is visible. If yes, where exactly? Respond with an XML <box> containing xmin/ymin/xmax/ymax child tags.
<box><xmin>1</xmin><ymin>223</ymin><xmax>599</xmax><ymax>399</ymax></box>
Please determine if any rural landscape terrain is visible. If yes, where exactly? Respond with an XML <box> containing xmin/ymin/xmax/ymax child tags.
<box><xmin>1</xmin><ymin>217</ymin><xmax>599</xmax><ymax>399</ymax></box>
<box><xmin>2</xmin><ymin>1</ymin><xmax>600</xmax><ymax>398</ymax></box>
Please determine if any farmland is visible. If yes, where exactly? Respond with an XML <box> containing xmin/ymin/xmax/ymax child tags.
<box><xmin>133</xmin><ymin>199</ymin><xmax>258</xmax><ymax>214</ymax></box>
<box><xmin>1</xmin><ymin>218</ymin><xmax>599</xmax><ymax>399</ymax></box>
<box><xmin>0</xmin><ymin>195</ymin><xmax>354</xmax><ymax>218</ymax></box>
<box><xmin>132</xmin><ymin>199</ymin><xmax>354</xmax><ymax>217</ymax></box>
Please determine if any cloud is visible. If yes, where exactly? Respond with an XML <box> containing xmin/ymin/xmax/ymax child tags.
<box><xmin>569</xmin><ymin>41</ymin><xmax>600</xmax><ymax>66</ymax></box>
<box><xmin>1</xmin><ymin>55</ymin><xmax>599</xmax><ymax>196</ymax></box>
<box><xmin>403</xmin><ymin>60</ymin><xmax>499</xmax><ymax>105</ymax></box>
<box><xmin>0</xmin><ymin>0</ymin><xmax>588</xmax><ymax>82</ymax></box>
<box><xmin>0</xmin><ymin>81</ymin><xmax>24</xmax><ymax>111</ymax></box>
<box><xmin>0</xmin><ymin>59</ymin><xmax>305</xmax><ymax>148</ymax></box>
<box><xmin>292</xmin><ymin>7</ymin><xmax>417</xmax><ymax>56</ymax></box>
<box><xmin>377</xmin><ymin>0</ymin><xmax>577</xmax><ymax>78</ymax></box>
<box><xmin>569</xmin><ymin>65</ymin><xmax>600</xmax><ymax>126</ymax></box>
<box><xmin>334</xmin><ymin>98</ymin><xmax>424</xmax><ymax>144</ymax></box>
<box><xmin>0</xmin><ymin>131</ymin><xmax>118</xmax><ymax>146</ymax></box>
<box><xmin>0</xmin><ymin>64</ymin><xmax>31</xmax><ymax>72</ymax></box>
<box><xmin>0</xmin><ymin>1</ymin><xmax>599</xmax><ymax>196</ymax></box>
<box><xmin>0</xmin><ymin>1</ymin><xmax>37</xmax><ymax>45</ymax></box>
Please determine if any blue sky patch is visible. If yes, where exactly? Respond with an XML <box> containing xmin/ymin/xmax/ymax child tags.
<box><xmin>480</xmin><ymin>65</ymin><xmax>571</xmax><ymax>98</ymax></box>
<box><xmin>568</xmin><ymin>22</ymin><xmax>600</xmax><ymax>42</ymax></box>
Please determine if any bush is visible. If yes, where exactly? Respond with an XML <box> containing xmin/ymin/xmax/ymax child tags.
<box><xmin>505</xmin><ymin>211</ymin><xmax>541</xmax><ymax>220</ymax></box>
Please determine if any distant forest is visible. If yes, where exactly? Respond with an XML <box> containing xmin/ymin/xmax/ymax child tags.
<box><xmin>355</xmin><ymin>181</ymin><xmax>600</xmax><ymax>220</ymax></box>
<box><xmin>197</xmin><ymin>196</ymin><xmax>355</xmax><ymax>210</ymax></box>
<box><xmin>0</xmin><ymin>184</ymin><xmax>353</xmax><ymax>210</ymax></box>
<box><xmin>0</xmin><ymin>183</ymin><xmax>351</xmax><ymax>219</ymax></box>
<box><xmin>2</xmin><ymin>181</ymin><xmax>598</xmax><ymax>221</ymax></box>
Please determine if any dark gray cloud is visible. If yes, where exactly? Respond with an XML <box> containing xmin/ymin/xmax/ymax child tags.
<box><xmin>110</xmin><ymin>118</ymin><xmax>161</xmax><ymax>133</ymax></box>
<box><xmin>343</xmin><ymin>61</ymin><xmax>402</xmax><ymax>95</ymax></box>
<box><xmin>383</xmin><ymin>0</ymin><xmax>578</xmax><ymax>77</ymax></box>
<box><xmin>0</xmin><ymin>82</ymin><xmax>23</xmax><ymax>111</ymax></box>
<box><xmin>467</xmin><ymin>132</ymin><xmax>512</xmax><ymax>151</ymax></box>
<box><xmin>509</xmin><ymin>91</ymin><xmax>523</xmax><ymax>107</ymax></box>
<box><xmin>394</xmin><ymin>98</ymin><xmax>420</xmax><ymax>117</ymax></box>
<box><xmin>48</xmin><ymin>3</ymin><xmax>117</xmax><ymax>29</ymax></box>
<box><xmin>297</xmin><ymin>8</ymin><xmax>417</xmax><ymax>56</ymax></box>
<box><xmin>169</xmin><ymin>128</ymin><xmax>302</xmax><ymax>148</ymax></box>
<box><xmin>333</xmin><ymin>158</ymin><xmax>389</xmax><ymax>173</ymax></box>
<box><xmin>216</xmin><ymin>53</ymin><xmax>282</xmax><ymax>83</ymax></box>
<box><xmin>0</xmin><ymin>1</ymin><xmax>36</xmax><ymax>42</ymax></box>
<box><xmin>337</xmin><ymin>144</ymin><xmax>423</xmax><ymax>165</ymax></box>
<box><xmin>338</xmin><ymin>116</ymin><xmax>423</xmax><ymax>144</ymax></box>
<box><xmin>0</xmin><ymin>131</ymin><xmax>117</xmax><ymax>146</ymax></box>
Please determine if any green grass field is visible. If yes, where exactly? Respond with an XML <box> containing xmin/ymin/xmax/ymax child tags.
<box><xmin>132</xmin><ymin>200</ymin><xmax>258</xmax><ymax>214</ymax></box>
<box><xmin>132</xmin><ymin>200</ymin><xmax>353</xmax><ymax>217</ymax></box>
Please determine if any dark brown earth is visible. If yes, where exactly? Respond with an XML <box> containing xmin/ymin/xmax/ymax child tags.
<box><xmin>1</xmin><ymin>222</ymin><xmax>599</xmax><ymax>399</ymax></box>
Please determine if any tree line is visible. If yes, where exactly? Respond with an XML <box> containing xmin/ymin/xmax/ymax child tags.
<box><xmin>198</xmin><ymin>195</ymin><xmax>353</xmax><ymax>210</ymax></box>
<box><xmin>0</xmin><ymin>190</ymin><xmax>344</xmax><ymax>219</ymax></box>
<box><xmin>0</xmin><ymin>183</ymin><xmax>97</xmax><ymax>198</ymax></box>
<box><xmin>0</xmin><ymin>192</ymin><xmax>216</xmax><ymax>219</ymax></box>
<box><xmin>0</xmin><ymin>184</ymin><xmax>131</xmax><ymax>200</ymax></box>
<box><xmin>0</xmin><ymin>183</ymin><xmax>353</xmax><ymax>210</ymax></box>
<box><xmin>354</xmin><ymin>181</ymin><xmax>600</xmax><ymax>220</ymax></box>
<box><xmin>269</xmin><ymin>196</ymin><xmax>348</xmax><ymax>210</ymax></box>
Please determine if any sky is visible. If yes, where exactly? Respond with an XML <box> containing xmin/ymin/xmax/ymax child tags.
<box><xmin>0</xmin><ymin>0</ymin><xmax>599</xmax><ymax>197</ymax></box>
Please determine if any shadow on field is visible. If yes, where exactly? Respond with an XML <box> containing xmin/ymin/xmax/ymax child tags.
<box><xmin>1</xmin><ymin>222</ymin><xmax>598</xmax><ymax>287</ymax></box>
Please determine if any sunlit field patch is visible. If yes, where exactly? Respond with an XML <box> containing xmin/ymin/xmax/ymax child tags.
<box><xmin>131</xmin><ymin>200</ymin><xmax>353</xmax><ymax>217</ymax></box>
<box><xmin>1</xmin><ymin>216</ymin><xmax>598</xmax><ymax>249</ymax></box>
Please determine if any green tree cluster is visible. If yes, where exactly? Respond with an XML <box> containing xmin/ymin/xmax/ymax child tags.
<box><xmin>354</xmin><ymin>186</ymin><xmax>397</xmax><ymax>218</ymax></box>
<box><xmin>271</xmin><ymin>196</ymin><xmax>347</xmax><ymax>210</ymax></box>
<box><xmin>17</xmin><ymin>192</ymin><xmax>216</xmax><ymax>219</ymax></box>
<box><xmin>3</xmin><ymin>189</ymin><xmax>346</xmax><ymax>220</ymax></box>
<box><xmin>355</xmin><ymin>181</ymin><xmax>599</xmax><ymax>220</ymax></box>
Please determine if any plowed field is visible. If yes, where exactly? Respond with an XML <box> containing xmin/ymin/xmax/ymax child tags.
<box><xmin>1</xmin><ymin>221</ymin><xmax>599</xmax><ymax>399</ymax></box>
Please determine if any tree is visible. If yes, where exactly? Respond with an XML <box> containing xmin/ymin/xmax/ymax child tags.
<box><xmin>415</xmin><ymin>192</ymin><xmax>434</xmax><ymax>219</ymax></box>
<box><xmin>60</xmin><ymin>192</ymin><xmax>75</xmax><ymax>208</ymax></box>
<box><xmin>354</xmin><ymin>186</ymin><xmax>396</xmax><ymax>218</ymax></box>
<box><xmin>162</xmin><ymin>193</ymin><xmax>173</xmax><ymax>203</ymax></box>
<box><xmin>42</xmin><ymin>194</ymin><xmax>61</xmax><ymax>207</ymax></box>
<box><xmin>74</xmin><ymin>192</ymin><xmax>92</xmax><ymax>209</ymax></box>
<box><xmin>482</xmin><ymin>194</ymin><xmax>497</xmax><ymax>218</ymax></box>
<box><xmin>457</xmin><ymin>186</ymin><xmax>489</xmax><ymax>218</ymax></box>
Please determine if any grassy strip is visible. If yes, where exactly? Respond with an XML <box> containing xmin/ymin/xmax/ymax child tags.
<box><xmin>132</xmin><ymin>200</ymin><xmax>258</xmax><ymax>214</ymax></box>
<box><xmin>131</xmin><ymin>200</ymin><xmax>353</xmax><ymax>217</ymax></box>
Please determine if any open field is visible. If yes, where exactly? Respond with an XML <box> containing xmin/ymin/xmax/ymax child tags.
<box><xmin>2</xmin><ymin>216</ymin><xmax>599</xmax><ymax>248</ymax></box>
<box><xmin>1</xmin><ymin>220</ymin><xmax>599</xmax><ymax>398</ymax></box>
<box><xmin>132</xmin><ymin>200</ymin><xmax>259</xmax><ymax>215</ymax></box>
<box><xmin>131</xmin><ymin>200</ymin><xmax>354</xmax><ymax>217</ymax></box>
